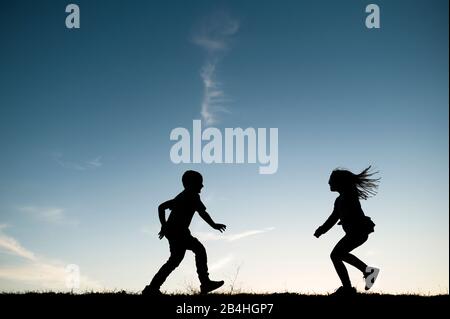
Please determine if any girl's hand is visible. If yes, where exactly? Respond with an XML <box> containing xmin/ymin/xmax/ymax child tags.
<box><xmin>314</xmin><ymin>227</ymin><xmax>323</xmax><ymax>238</ymax></box>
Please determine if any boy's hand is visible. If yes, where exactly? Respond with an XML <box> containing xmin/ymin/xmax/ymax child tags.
<box><xmin>158</xmin><ymin>225</ymin><xmax>167</xmax><ymax>239</ymax></box>
<box><xmin>213</xmin><ymin>223</ymin><xmax>227</xmax><ymax>232</ymax></box>
<box><xmin>314</xmin><ymin>227</ymin><xmax>323</xmax><ymax>238</ymax></box>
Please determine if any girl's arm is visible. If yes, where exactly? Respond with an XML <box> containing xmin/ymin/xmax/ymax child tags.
<box><xmin>314</xmin><ymin>204</ymin><xmax>340</xmax><ymax>237</ymax></box>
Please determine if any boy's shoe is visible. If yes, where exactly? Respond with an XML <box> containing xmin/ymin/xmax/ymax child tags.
<box><xmin>331</xmin><ymin>286</ymin><xmax>357</xmax><ymax>296</ymax></box>
<box><xmin>142</xmin><ymin>285</ymin><xmax>162</xmax><ymax>296</ymax></box>
<box><xmin>200</xmin><ymin>280</ymin><xmax>224</xmax><ymax>294</ymax></box>
<box><xmin>364</xmin><ymin>267</ymin><xmax>380</xmax><ymax>291</ymax></box>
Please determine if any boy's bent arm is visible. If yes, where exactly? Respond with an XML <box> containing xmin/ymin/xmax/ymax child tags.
<box><xmin>158</xmin><ymin>200</ymin><xmax>174</xmax><ymax>226</ymax></box>
<box><xmin>157</xmin><ymin>200</ymin><xmax>174</xmax><ymax>239</ymax></box>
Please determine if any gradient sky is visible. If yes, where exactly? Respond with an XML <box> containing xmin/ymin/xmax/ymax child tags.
<box><xmin>0</xmin><ymin>0</ymin><xmax>448</xmax><ymax>294</ymax></box>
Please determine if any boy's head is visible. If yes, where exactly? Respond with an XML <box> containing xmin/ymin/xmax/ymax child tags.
<box><xmin>182</xmin><ymin>170</ymin><xmax>204</xmax><ymax>193</ymax></box>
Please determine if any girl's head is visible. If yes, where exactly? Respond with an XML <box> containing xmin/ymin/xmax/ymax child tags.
<box><xmin>328</xmin><ymin>166</ymin><xmax>380</xmax><ymax>199</ymax></box>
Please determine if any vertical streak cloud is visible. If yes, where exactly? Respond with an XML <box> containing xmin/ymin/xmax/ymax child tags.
<box><xmin>192</xmin><ymin>12</ymin><xmax>239</xmax><ymax>125</ymax></box>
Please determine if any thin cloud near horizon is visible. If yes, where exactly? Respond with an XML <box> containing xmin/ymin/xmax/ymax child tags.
<box><xmin>0</xmin><ymin>226</ymin><xmax>103</xmax><ymax>291</ymax></box>
<box><xmin>195</xmin><ymin>227</ymin><xmax>275</xmax><ymax>242</ymax></box>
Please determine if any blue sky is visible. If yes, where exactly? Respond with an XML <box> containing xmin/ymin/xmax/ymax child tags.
<box><xmin>0</xmin><ymin>0</ymin><xmax>448</xmax><ymax>294</ymax></box>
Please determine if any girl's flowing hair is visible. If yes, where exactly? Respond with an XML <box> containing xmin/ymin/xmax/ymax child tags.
<box><xmin>331</xmin><ymin>166</ymin><xmax>380</xmax><ymax>200</ymax></box>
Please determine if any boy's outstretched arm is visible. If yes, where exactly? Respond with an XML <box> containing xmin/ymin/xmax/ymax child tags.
<box><xmin>157</xmin><ymin>200</ymin><xmax>173</xmax><ymax>239</ymax></box>
<box><xmin>314</xmin><ymin>209</ymin><xmax>339</xmax><ymax>238</ymax></box>
<box><xmin>198</xmin><ymin>210</ymin><xmax>226</xmax><ymax>232</ymax></box>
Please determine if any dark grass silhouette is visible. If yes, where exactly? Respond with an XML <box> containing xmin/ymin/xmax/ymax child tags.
<box><xmin>1</xmin><ymin>292</ymin><xmax>448</xmax><ymax>318</ymax></box>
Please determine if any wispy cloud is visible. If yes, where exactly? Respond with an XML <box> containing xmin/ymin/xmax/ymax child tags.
<box><xmin>195</xmin><ymin>227</ymin><xmax>275</xmax><ymax>242</ymax></box>
<box><xmin>0</xmin><ymin>226</ymin><xmax>102</xmax><ymax>291</ymax></box>
<box><xmin>226</xmin><ymin>227</ymin><xmax>275</xmax><ymax>241</ymax></box>
<box><xmin>199</xmin><ymin>62</ymin><xmax>228</xmax><ymax>125</ymax></box>
<box><xmin>210</xmin><ymin>254</ymin><xmax>234</xmax><ymax>271</ymax></box>
<box><xmin>192</xmin><ymin>12</ymin><xmax>239</xmax><ymax>53</ymax></box>
<box><xmin>19</xmin><ymin>206</ymin><xmax>78</xmax><ymax>226</ymax></box>
<box><xmin>52</xmin><ymin>152</ymin><xmax>103</xmax><ymax>171</ymax></box>
<box><xmin>192</xmin><ymin>12</ymin><xmax>239</xmax><ymax>125</ymax></box>
<box><xmin>0</xmin><ymin>231</ymin><xmax>36</xmax><ymax>261</ymax></box>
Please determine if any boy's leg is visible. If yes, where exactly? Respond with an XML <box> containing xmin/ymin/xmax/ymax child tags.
<box><xmin>186</xmin><ymin>236</ymin><xmax>209</xmax><ymax>283</ymax></box>
<box><xmin>187</xmin><ymin>236</ymin><xmax>224</xmax><ymax>294</ymax></box>
<box><xmin>148</xmin><ymin>239</ymin><xmax>186</xmax><ymax>290</ymax></box>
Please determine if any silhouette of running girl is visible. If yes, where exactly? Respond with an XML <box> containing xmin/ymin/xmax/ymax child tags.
<box><xmin>314</xmin><ymin>166</ymin><xmax>380</xmax><ymax>295</ymax></box>
<box><xmin>143</xmin><ymin>170</ymin><xmax>226</xmax><ymax>295</ymax></box>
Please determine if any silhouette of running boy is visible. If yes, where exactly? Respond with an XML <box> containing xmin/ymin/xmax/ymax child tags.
<box><xmin>314</xmin><ymin>166</ymin><xmax>380</xmax><ymax>296</ymax></box>
<box><xmin>143</xmin><ymin>170</ymin><xmax>226</xmax><ymax>295</ymax></box>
